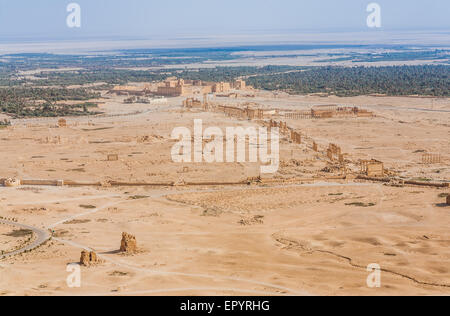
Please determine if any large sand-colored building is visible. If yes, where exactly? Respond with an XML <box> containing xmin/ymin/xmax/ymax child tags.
<box><xmin>156</xmin><ymin>78</ymin><xmax>186</xmax><ymax>97</ymax></box>
<box><xmin>111</xmin><ymin>78</ymin><xmax>248</xmax><ymax>98</ymax></box>
<box><xmin>213</xmin><ymin>82</ymin><xmax>231</xmax><ymax>93</ymax></box>
<box><xmin>233</xmin><ymin>79</ymin><xmax>247</xmax><ymax>90</ymax></box>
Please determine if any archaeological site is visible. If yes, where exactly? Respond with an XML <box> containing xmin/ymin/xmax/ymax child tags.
<box><xmin>0</xmin><ymin>2</ymin><xmax>449</xmax><ymax>299</ymax></box>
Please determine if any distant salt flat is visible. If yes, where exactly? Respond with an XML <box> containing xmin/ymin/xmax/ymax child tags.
<box><xmin>1</xmin><ymin>30</ymin><xmax>449</xmax><ymax>55</ymax></box>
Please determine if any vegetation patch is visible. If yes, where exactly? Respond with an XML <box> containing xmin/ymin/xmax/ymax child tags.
<box><xmin>109</xmin><ymin>271</ymin><xmax>129</xmax><ymax>277</ymax></box>
<box><xmin>5</xmin><ymin>229</ymin><xmax>33</xmax><ymax>237</ymax></box>
<box><xmin>345</xmin><ymin>202</ymin><xmax>376</xmax><ymax>207</ymax></box>
<box><xmin>412</xmin><ymin>177</ymin><xmax>432</xmax><ymax>182</ymax></box>
<box><xmin>81</xmin><ymin>127</ymin><xmax>114</xmax><ymax>132</ymax></box>
<box><xmin>128</xmin><ymin>195</ymin><xmax>149</xmax><ymax>200</ymax></box>
<box><xmin>247</xmin><ymin>65</ymin><xmax>450</xmax><ymax>97</ymax></box>
<box><xmin>64</xmin><ymin>219</ymin><xmax>91</xmax><ymax>224</ymax></box>
<box><xmin>79</xmin><ymin>205</ymin><xmax>96</xmax><ymax>209</ymax></box>
<box><xmin>0</xmin><ymin>87</ymin><xmax>101</xmax><ymax>118</ymax></box>
<box><xmin>68</xmin><ymin>168</ymin><xmax>86</xmax><ymax>172</ymax></box>
<box><xmin>202</xmin><ymin>208</ymin><xmax>223</xmax><ymax>217</ymax></box>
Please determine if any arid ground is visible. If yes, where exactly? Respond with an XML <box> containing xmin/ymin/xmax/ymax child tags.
<box><xmin>0</xmin><ymin>90</ymin><xmax>449</xmax><ymax>296</ymax></box>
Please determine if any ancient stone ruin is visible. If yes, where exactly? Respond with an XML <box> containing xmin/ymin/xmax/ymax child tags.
<box><xmin>3</xmin><ymin>178</ymin><xmax>21</xmax><ymax>187</ymax></box>
<box><xmin>80</xmin><ymin>250</ymin><xmax>100</xmax><ymax>266</ymax></box>
<box><xmin>107</xmin><ymin>154</ymin><xmax>119</xmax><ymax>161</ymax></box>
<box><xmin>290</xmin><ymin>131</ymin><xmax>302</xmax><ymax>144</ymax></box>
<box><xmin>447</xmin><ymin>195</ymin><xmax>450</xmax><ymax>206</ymax></box>
<box><xmin>120</xmin><ymin>232</ymin><xmax>137</xmax><ymax>254</ymax></box>
<box><xmin>361</xmin><ymin>159</ymin><xmax>385</xmax><ymax>177</ymax></box>
<box><xmin>58</xmin><ymin>118</ymin><xmax>67</xmax><ymax>128</ymax></box>
<box><xmin>285</xmin><ymin>106</ymin><xmax>374</xmax><ymax>120</ymax></box>
<box><xmin>422</xmin><ymin>154</ymin><xmax>441</xmax><ymax>164</ymax></box>
<box><xmin>313</xmin><ymin>142</ymin><xmax>318</xmax><ymax>152</ymax></box>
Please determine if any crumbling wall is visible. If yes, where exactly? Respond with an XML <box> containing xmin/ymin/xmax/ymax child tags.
<box><xmin>313</xmin><ymin>142</ymin><xmax>318</xmax><ymax>152</ymax></box>
<box><xmin>422</xmin><ymin>154</ymin><xmax>441</xmax><ymax>164</ymax></box>
<box><xmin>40</xmin><ymin>136</ymin><xmax>87</xmax><ymax>145</ymax></box>
<box><xmin>285</xmin><ymin>107</ymin><xmax>373</xmax><ymax>120</ymax></box>
<box><xmin>107</xmin><ymin>154</ymin><xmax>119</xmax><ymax>161</ymax></box>
<box><xmin>4</xmin><ymin>178</ymin><xmax>20</xmax><ymax>187</ymax></box>
<box><xmin>327</xmin><ymin>144</ymin><xmax>342</xmax><ymax>161</ymax></box>
<box><xmin>21</xmin><ymin>179</ymin><xmax>64</xmax><ymax>186</ymax></box>
<box><xmin>361</xmin><ymin>160</ymin><xmax>384</xmax><ymax>177</ymax></box>
<box><xmin>80</xmin><ymin>250</ymin><xmax>100</xmax><ymax>266</ymax></box>
<box><xmin>120</xmin><ymin>232</ymin><xmax>137</xmax><ymax>254</ymax></box>
<box><xmin>58</xmin><ymin>118</ymin><xmax>67</xmax><ymax>127</ymax></box>
<box><xmin>291</xmin><ymin>131</ymin><xmax>302</xmax><ymax>144</ymax></box>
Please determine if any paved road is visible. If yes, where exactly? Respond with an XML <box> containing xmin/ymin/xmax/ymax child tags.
<box><xmin>0</xmin><ymin>219</ymin><xmax>51</xmax><ymax>260</ymax></box>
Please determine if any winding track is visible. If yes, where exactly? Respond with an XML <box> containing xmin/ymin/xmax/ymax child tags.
<box><xmin>47</xmin><ymin>182</ymin><xmax>380</xmax><ymax>295</ymax></box>
<box><xmin>0</xmin><ymin>219</ymin><xmax>50</xmax><ymax>260</ymax></box>
<box><xmin>1</xmin><ymin>181</ymin><xmax>444</xmax><ymax>294</ymax></box>
<box><xmin>0</xmin><ymin>187</ymin><xmax>306</xmax><ymax>295</ymax></box>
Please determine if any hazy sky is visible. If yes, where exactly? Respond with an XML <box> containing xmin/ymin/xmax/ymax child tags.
<box><xmin>0</xmin><ymin>0</ymin><xmax>449</xmax><ymax>41</ymax></box>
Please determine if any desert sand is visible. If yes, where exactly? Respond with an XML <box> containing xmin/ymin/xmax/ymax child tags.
<box><xmin>0</xmin><ymin>90</ymin><xmax>449</xmax><ymax>296</ymax></box>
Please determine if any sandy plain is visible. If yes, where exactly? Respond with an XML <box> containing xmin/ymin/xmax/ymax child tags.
<box><xmin>0</xmin><ymin>89</ymin><xmax>449</xmax><ymax>296</ymax></box>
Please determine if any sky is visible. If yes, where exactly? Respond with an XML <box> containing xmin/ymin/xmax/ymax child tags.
<box><xmin>0</xmin><ymin>0</ymin><xmax>449</xmax><ymax>42</ymax></box>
